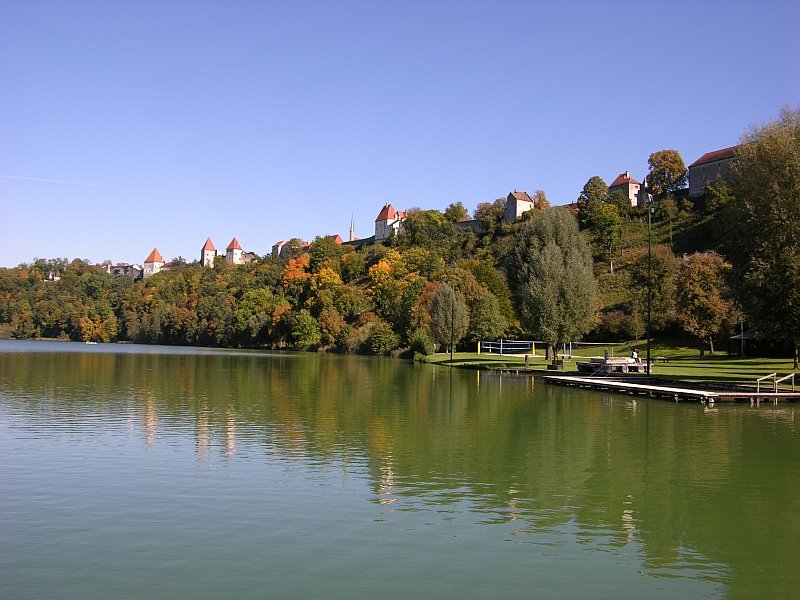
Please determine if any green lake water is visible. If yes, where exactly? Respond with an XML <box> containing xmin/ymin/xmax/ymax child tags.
<box><xmin>1</xmin><ymin>340</ymin><xmax>798</xmax><ymax>599</ymax></box>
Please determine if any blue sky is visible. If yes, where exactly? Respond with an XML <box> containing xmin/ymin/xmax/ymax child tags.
<box><xmin>2</xmin><ymin>0</ymin><xmax>798</xmax><ymax>268</ymax></box>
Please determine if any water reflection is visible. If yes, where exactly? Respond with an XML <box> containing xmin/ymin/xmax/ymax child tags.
<box><xmin>1</xmin><ymin>340</ymin><xmax>800</xmax><ymax>596</ymax></box>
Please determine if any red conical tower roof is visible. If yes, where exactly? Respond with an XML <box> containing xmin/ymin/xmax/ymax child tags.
<box><xmin>227</xmin><ymin>237</ymin><xmax>242</xmax><ymax>251</ymax></box>
<box><xmin>145</xmin><ymin>248</ymin><xmax>164</xmax><ymax>263</ymax></box>
<box><xmin>202</xmin><ymin>237</ymin><xmax>216</xmax><ymax>251</ymax></box>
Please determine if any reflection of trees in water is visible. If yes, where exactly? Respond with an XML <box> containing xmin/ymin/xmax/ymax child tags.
<box><xmin>2</xmin><ymin>348</ymin><xmax>800</xmax><ymax>594</ymax></box>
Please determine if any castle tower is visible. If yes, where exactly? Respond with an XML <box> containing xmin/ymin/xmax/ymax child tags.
<box><xmin>143</xmin><ymin>248</ymin><xmax>164</xmax><ymax>278</ymax></box>
<box><xmin>608</xmin><ymin>171</ymin><xmax>642</xmax><ymax>207</ymax></box>
<box><xmin>226</xmin><ymin>237</ymin><xmax>243</xmax><ymax>265</ymax></box>
<box><xmin>201</xmin><ymin>237</ymin><xmax>217</xmax><ymax>267</ymax></box>
<box><xmin>375</xmin><ymin>204</ymin><xmax>406</xmax><ymax>241</ymax></box>
<box><xmin>504</xmin><ymin>190</ymin><xmax>534</xmax><ymax>223</ymax></box>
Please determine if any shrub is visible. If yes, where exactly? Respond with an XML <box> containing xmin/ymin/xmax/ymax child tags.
<box><xmin>408</xmin><ymin>327</ymin><xmax>435</xmax><ymax>356</ymax></box>
<box><xmin>291</xmin><ymin>309</ymin><xmax>321</xmax><ymax>350</ymax></box>
<box><xmin>343</xmin><ymin>322</ymin><xmax>374</xmax><ymax>354</ymax></box>
<box><xmin>368</xmin><ymin>321</ymin><xmax>400</xmax><ymax>355</ymax></box>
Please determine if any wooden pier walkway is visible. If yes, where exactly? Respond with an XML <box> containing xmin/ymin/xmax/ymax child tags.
<box><xmin>544</xmin><ymin>376</ymin><xmax>800</xmax><ymax>404</ymax></box>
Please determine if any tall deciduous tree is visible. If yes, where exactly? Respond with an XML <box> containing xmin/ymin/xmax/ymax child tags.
<box><xmin>591</xmin><ymin>203</ymin><xmax>623</xmax><ymax>270</ymax></box>
<box><xmin>291</xmin><ymin>309</ymin><xmax>321</xmax><ymax>349</ymax></box>
<box><xmin>473</xmin><ymin>198</ymin><xmax>507</xmax><ymax>234</ymax></box>
<box><xmin>444</xmin><ymin>201</ymin><xmax>470</xmax><ymax>222</ymax></box>
<box><xmin>467</xmin><ymin>291</ymin><xmax>507</xmax><ymax>342</ymax></box>
<box><xmin>428</xmin><ymin>283</ymin><xmax>470</xmax><ymax>354</ymax></box>
<box><xmin>532</xmin><ymin>190</ymin><xmax>550</xmax><ymax>210</ymax></box>
<box><xmin>675</xmin><ymin>252</ymin><xmax>733</xmax><ymax>354</ymax></box>
<box><xmin>647</xmin><ymin>149</ymin><xmax>688</xmax><ymax>198</ymax></box>
<box><xmin>623</xmin><ymin>245</ymin><xmax>677</xmax><ymax>339</ymax></box>
<box><xmin>726</xmin><ymin>106</ymin><xmax>800</xmax><ymax>366</ymax></box>
<box><xmin>508</xmin><ymin>208</ymin><xmax>596</xmax><ymax>362</ymax></box>
<box><xmin>577</xmin><ymin>176</ymin><xmax>608</xmax><ymax>229</ymax></box>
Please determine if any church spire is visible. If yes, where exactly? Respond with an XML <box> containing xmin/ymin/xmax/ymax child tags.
<box><xmin>349</xmin><ymin>214</ymin><xmax>356</xmax><ymax>241</ymax></box>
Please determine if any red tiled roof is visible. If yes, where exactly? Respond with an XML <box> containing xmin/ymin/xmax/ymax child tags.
<box><xmin>145</xmin><ymin>248</ymin><xmax>163</xmax><ymax>263</ymax></box>
<box><xmin>609</xmin><ymin>172</ymin><xmax>641</xmax><ymax>187</ymax></box>
<box><xmin>508</xmin><ymin>190</ymin><xmax>533</xmax><ymax>202</ymax></box>
<box><xmin>375</xmin><ymin>203</ymin><xmax>397</xmax><ymax>222</ymax></box>
<box><xmin>689</xmin><ymin>146</ymin><xmax>738</xmax><ymax>167</ymax></box>
<box><xmin>327</xmin><ymin>235</ymin><xmax>344</xmax><ymax>245</ymax></box>
<box><xmin>227</xmin><ymin>237</ymin><xmax>242</xmax><ymax>251</ymax></box>
<box><xmin>202</xmin><ymin>237</ymin><xmax>216</xmax><ymax>251</ymax></box>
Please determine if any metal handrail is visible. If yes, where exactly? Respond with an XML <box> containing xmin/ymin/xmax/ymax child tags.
<box><xmin>756</xmin><ymin>373</ymin><xmax>777</xmax><ymax>393</ymax></box>
<box><xmin>775</xmin><ymin>373</ymin><xmax>795</xmax><ymax>392</ymax></box>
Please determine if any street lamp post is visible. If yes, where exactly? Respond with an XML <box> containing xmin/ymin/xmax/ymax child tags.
<box><xmin>450</xmin><ymin>287</ymin><xmax>455</xmax><ymax>363</ymax></box>
<box><xmin>646</xmin><ymin>180</ymin><xmax>653</xmax><ymax>376</ymax></box>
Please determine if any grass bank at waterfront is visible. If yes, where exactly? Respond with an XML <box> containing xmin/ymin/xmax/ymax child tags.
<box><xmin>424</xmin><ymin>339</ymin><xmax>798</xmax><ymax>386</ymax></box>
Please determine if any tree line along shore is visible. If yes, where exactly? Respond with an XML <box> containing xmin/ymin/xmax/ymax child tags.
<box><xmin>1</xmin><ymin>108</ymin><xmax>798</xmax><ymax>368</ymax></box>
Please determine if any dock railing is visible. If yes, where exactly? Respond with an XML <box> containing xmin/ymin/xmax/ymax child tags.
<box><xmin>756</xmin><ymin>373</ymin><xmax>796</xmax><ymax>393</ymax></box>
<box><xmin>775</xmin><ymin>373</ymin><xmax>795</xmax><ymax>392</ymax></box>
<box><xmin>756</xmin><ymin>373</ymin><xmax>777</xmax><ymax>393</ymax></box>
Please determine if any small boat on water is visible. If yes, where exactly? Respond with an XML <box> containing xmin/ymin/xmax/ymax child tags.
<box><xmin>85</xmin><ymin>341</ymin><xmax>98</xmax><ymax>345</ymax></box>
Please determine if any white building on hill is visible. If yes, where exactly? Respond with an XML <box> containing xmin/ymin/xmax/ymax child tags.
<box><xmin>375</xmin><ymin>204</ymin><xmax>406</xmax><ymax>241</ymax></box>
<box><xmin>143</xmin><ymin>248</ymin><xmax>164</xmax><ymax>278</ymax></box>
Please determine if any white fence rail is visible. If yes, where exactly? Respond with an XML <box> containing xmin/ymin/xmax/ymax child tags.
<box><xmin>478</xmin><ymin>340</ymin><xmax>536</xmax><ymax>356</ymax></box>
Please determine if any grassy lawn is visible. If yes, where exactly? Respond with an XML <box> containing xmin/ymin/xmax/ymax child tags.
<box><xmin>424</xmin><ymin>339</ymin><xmax>798</xmax><ymax>388</ymax></box>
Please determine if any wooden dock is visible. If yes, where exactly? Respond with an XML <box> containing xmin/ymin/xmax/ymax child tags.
<box><xmin>544</xmin><ymin>376</ymin><xmax>800</xmax><ymax>404</ymax></box>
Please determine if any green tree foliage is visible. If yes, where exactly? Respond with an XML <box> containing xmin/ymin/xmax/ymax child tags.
<box><xmin>428</xmin><ymin>283</ymin><xmax>470</xmax><ymax>353</ymax></box>
<box><xmin>368</xmin><ymin>320</ymin><xmax>400</xmax><ymax>355</ymax></box>
<box><xmin>408</xmin><ymin>327</ymin><xmax>435</xmax><ymax>356</ymax></box>
<box><xmin>656</xmin><ymin>195</ymin><xmax>679</xmax><ymax>243</ymax></box>
<box><xmin>339</xmin><ymin>251</ymin><xmax>366</xmax><ymax>283</ymax></box>
<box><xmin>591</xmin><ymin>204</ymin><xmax>623</xmax><ymax>267</ymax></box>
<box><xmin>444</xmin><ymin>201</ymin><xmax>470</xmax><ymax>222</ymax></box>
<box><xmin>308</xmin><ymin>235</ymin><xmax>351</xmax><ymax>273</ymax></box>
<box><xmin>467</xmin><ymin>291</ymin><xmax>507</xmax><ymax>342</ymax></box>
<box><xmin>647</xmin><ymin>149</ymin><xmax>688</xmax><ymax>198</ymax></box>
<box><xmin>396</xmin><ymin>209</ymin><xmax>471</xmax><ymax>262</ymax></box>
<box><xmin>703</xmin><ymin>177</ymin><xmax>735</xmax><ymax>213</ymax></box>
<box><xmin>235</xmin><ymin>287</ymin><xmax>281</xmax><ymax>343</ymax></box>
<box><xmin>291</xmin><ymin>309</ymin><xmax>321</xmax><ymax>349</ymax></box>
<box><xmin>473</xmin><ymin>198</ymin><xmax>506</xmax><ymax>235</ymax></box>
<box><xmin>726</xmin><ymin>106</ymin><xmax>800</xmax><ymax>365</ymax></box>
<box><xmin>607</xmin><ymin>189</ymin><xmax>634</xmax><ymax>219</ymax></box>
<box><xmin>3</xmin><ymin>120</ymin><xmax>795</xmax><ymax>361</ymax></box>
<box><xmin>675</xmin><ymin>252</ymin><xmax>733</xmax><ymax>354</ymax></box>
<box><xmin>460</xmin><ymin>259</ymin><xmax>516</xmax><ymax>326</ymax></box>
<box><xmin>508</xmin><ymin>208</ymin><xmax>596</xmax><ymax>359</ymax></box>
<box><xmin>577</xmin><ymin>176</ymin><xmax>608</xmax><ymax>229</ymax></box>
<box><xmin>622</xmin><ymin>245</ymin><xmax>678</xmax><ymax>339</ymax></box>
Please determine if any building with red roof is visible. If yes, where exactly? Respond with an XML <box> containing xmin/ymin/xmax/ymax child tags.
<box><xmin>375</xmin><ymin>203</ymin><xmax>406</xmax><ymax>241</ymax></box>
<box><xmin>504</xmin><ymin>190</ymin><xmax>535</xmax><ymax>222</ymax></box>
<box><xmin>143</xmin><ymin>248</ymin><xmax>165</xmax><ymax>278</ymax></box>
<box><xmin>225</xmin><ymin>237</ymin><xmax>244</xmax><ymax>265</ymax></box>
<box><xmin>608</xmin><ymin>171</ymin><xmax>642</xmax><ymax>207</ymax></box>
<box><xmin>201</xmin><ymin>237</ymin><xmax>217</xmax><ymax>267</ymax></box>
<box><xmin>688</xmin><ymin>146</ymin><xmax>738</xmax><ymax>197</ymax></box>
